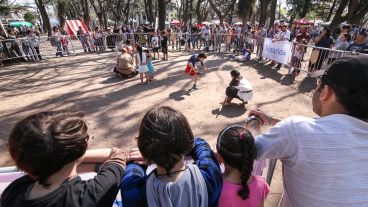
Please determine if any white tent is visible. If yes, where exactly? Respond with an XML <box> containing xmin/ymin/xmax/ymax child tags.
<box><xmin>201</xmin><ymin>21</ymin><xmax>211</xmax><ymax>25</ymax></box>
<box><xmin>234</xmin><ymin>22</ymin><xmax>243</xmax><ymax>25</ymax></box>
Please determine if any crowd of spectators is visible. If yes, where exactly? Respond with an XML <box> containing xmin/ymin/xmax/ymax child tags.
<box><xmin>1</xmin><ymin>55</ymin><xmax>368</xmax><ymax>207</ymax></box>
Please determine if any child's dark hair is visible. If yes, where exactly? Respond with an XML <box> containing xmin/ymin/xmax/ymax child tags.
<box><xmin>136</xmin><ymin>45</ymin><xmax>143</xmax><ymax>63</ymax></box>
<box><xmin>8</xmin><ymin>110</ymin><xmax>89</xmax><ymax>187</ymax></box>
<box><xmin>137</xmin><ymin>106</ymin><xmax>194</xmax><ymax>173</ymax></box>
<box><xmin>343</xmin><ymin>33</ymin><xmax>351</xmax><ymax>42</ymax></box>
<box><xmin>216</xmin><ymin>126</ymin><xmax>256</xmax><ymax>200</ymax></box>
<box><xmin>198</xmin><ymin>52</ymin><xmax>207</xmax><ymax>59</ymax></box>
<box><xmin>230</xmin><ymin>69</ymin><xmax>241</xmax><ymax>78</ymax></box>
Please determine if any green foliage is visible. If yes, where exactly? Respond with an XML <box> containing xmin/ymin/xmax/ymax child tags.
<box><xmin>0</xmin><ymin>0</ymin><xmax>12</xmax><ymax>15</ymax></box>
<box><xmin>24</xmin><ymin>12</ymin><xmax>36</xmax><ymax>24</ymax></box>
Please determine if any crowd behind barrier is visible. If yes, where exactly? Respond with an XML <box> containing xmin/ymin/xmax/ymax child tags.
<box><xmin>1</xmin><ymin>22</ymin><xmax>368</xmax><ymax>77</ymax></box>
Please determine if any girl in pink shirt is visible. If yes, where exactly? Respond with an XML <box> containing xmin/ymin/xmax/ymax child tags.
<box><xmin>216</xmin><ymin>126</ymin><xmax>270</xmax><ymax>207</ymax></box>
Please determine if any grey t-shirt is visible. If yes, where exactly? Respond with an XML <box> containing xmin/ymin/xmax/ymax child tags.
<box><xmin>146</xmin><ymin>163</ymin><xmax>208</xmax><ymax>207</ymax></box>
<box><xmin>256</xmin><ymin>114</ymin><xmax>368</xmax><ymax>207</ymax></box>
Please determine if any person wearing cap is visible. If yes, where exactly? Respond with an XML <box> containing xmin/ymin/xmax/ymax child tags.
<box><xmin>113</xmin><ymin>47</ymin><xmax>137</xmax><ymax>79</ymax></box>
<box><xmin>346</xmin><ymin>31</ymin><xmax>368</xmax><ymax>53</ymax></box>
<box><xmin>245</xmin><ymin>56</ymin><xmax>368</xmax><ymax>207</ymax></box>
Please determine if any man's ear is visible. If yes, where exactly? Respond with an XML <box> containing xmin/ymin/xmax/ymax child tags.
<box><xmin>319</xmin><ymin>84</ymin><xmax>334</xmax><ymax>102</ymax></box>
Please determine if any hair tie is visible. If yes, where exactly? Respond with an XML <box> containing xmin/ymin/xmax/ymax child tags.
<box><xmin>239</xmin><ymin>132</ymin><xmax>244</xmax><ymax>141</ymax></box>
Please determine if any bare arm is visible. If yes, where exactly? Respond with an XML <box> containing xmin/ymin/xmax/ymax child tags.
<box><xmin>246</xmin><ymin>109</ymin><xmax>281</xmax><ymax>133</ymax></box>
<box><xmin>314</xmin><ymin>30</ymin><xmax>326</xmax><ymax>44</ymax></box>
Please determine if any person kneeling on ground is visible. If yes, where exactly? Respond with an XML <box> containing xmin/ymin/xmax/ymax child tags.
<box><xmin>121</xmin><ymin>106</ymin><xmax>223</xmax><ymax>207</ymax></box>
<box><xmin>222</xmin><ymin>69</ymin><xmax>253</xmax><ymax>106</ymax></box>
<box><xmin>185</xmin><ymin>52</ymin><xmax>207</xmax><ymax>89</ymax></box>
<box><xmin>234</xmin><ymin>45</ymin><xmax>251</xmax><ymax>62</ymax></box>
<box><xmin>1</xmin><ymin>110</ymin><xmax>128</xmax><ymax>207</ymax></box>
<box><xmin>114</xmin><ymin>47</ymin><xmax>137</xmax><ymax>79</ymax></box>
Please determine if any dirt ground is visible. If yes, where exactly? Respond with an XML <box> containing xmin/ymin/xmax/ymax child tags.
<box><xmin>0</xmin><ymin>50</ymin><xmax>317</xmax><ymax>206</ymax></box>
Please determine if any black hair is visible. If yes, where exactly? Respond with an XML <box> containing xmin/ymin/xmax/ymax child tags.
<box><xmin>230</xmin><ymin>69</ymin><xmax>241</xmax><ymax>78</ymax></box>
<box><xmin>324</xmin><ymin>27</ymin><xmax>331</xmax><ymax>37</ymax></box>
<box><xmin>216</xmin><ymin>126</ymin><xmax>256</xmax><ymax>200</ymax></box>
<box><xmin>8</xmin><ymin>110</ymin><xmax>89</xmax><ymax>186</ymax></box>
<box><xmin>343</xmin><ymin>33</ymin><xmax>351</xmax><ymax>42</ymax></box>
<box><xmin>198</xmin><ymin>52</ymin><xmax>207</xmax><ymax>59</ymax></box>
<box><xmin>136</xmin><ymin>45</ymin><xmax>143</xmax><ymax>63</ymax></box>
<box><xmin>321</xmin><ymin>77</ymin><xmax>368</xmax><ymax>120</ymax></box>
<box><xmin>342</xmin><ymin>24</ymin><xmax>351</xmax><ymax>30</ymax></box>
<box><xmin>137</xmin><ymin>107</ymin><xmax>194</xmax><ymax>173</ymax></box>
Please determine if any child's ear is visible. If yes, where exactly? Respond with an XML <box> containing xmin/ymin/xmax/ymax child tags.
<box><xmin>214</xmin><ymin>150</ymin><xmax>223</xmax><ymax>165</ymax></box>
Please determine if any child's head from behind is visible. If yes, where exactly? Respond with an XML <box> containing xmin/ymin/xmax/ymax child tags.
<box><xmin>230</xmin><ymin>69</ymin><xmax>241</xmax><ymax>79</ymax></box>
<box><xmin>8</xmin><ymin>110</ymin><xmax>89</xmax><ymax>186</ymax></box>
<box><xmin>137</xmin><ymin>106</ymin><xmax>194</xmax><ymax>172</ymax></box>
<box><xmin>216</xmin><ymin>126</ymin><xmax>256</xmax><ymax>200</ymax></box>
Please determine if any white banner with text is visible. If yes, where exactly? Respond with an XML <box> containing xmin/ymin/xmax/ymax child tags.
<box><xmin>262</xmin><ymin>38</ymin><xmax>293</xmax><ymax>65</ymax></box>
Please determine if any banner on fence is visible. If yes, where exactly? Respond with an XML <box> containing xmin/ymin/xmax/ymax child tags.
<box><xmin>262</xmin><ymin>38</ymin><xmax>293</xmax><ymax>65</ymax></box>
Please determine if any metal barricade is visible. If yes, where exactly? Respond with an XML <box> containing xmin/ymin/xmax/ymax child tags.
<box><xmin>254</xmin><ymin>37</ymin><xmax>368</xmax><ymax>78</ymax></box>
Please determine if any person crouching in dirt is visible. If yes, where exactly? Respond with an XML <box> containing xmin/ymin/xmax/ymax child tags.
<box><xmin>113</xmin><ymin>47</ymin><xmax>137</xmax><ymax>79</ymax></box>
<box><xmin>221</xmin><ymin>69</ymin><xmax>253</xmax><ymax>106</ymax></box>
<box><xmin>184</xmin><ymin>52</ymin><xmax>207</xmax><ymax>89</ymax></box>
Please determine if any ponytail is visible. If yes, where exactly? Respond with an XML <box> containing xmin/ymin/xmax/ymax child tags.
<box><xmin>217</xmin><ymin>127</ymin><xmax>257</xmax><ymax>200</ymax></box>
<box><xmin>238</xmin><ymin>132</ymin><xmax>256</xmax><ymax>199</ymax></box>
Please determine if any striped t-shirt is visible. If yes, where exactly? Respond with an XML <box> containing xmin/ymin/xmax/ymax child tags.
<box><xmin>256</xmin><ymin>114</ymin><xmax>368</xmax><ymax>207</ymax></box>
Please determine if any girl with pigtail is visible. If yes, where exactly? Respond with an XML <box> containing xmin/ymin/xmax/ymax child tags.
<box><xmin>216</xmin><ymin>126</ymin><xmax>270</xmax><ymax>207</ymax></box>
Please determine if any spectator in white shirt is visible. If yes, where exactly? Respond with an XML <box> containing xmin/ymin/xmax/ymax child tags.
<box><xmin>246</xmin><ymin>56</ymin><xmax>368</xmax><ymax>207</ymax></box>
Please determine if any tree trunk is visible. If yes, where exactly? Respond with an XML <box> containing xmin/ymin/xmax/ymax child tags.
<box><xmin>189</xmin><ymin>0</ymin><xmax>193</xmax><ymax>24</ymax></box>
<box><xmin>196</xmin><ymin>0</ymin><xmax>203</xmax><ymax>23</ymax></box>
<box><xmin>269</xmin><ymin>0</ymin><xmax>277</xmax><ymax>26</ymax></box>
<box><xmin>144</xmin><ymin>0</ymin><xmax>155</xmax><ymax>23</ymax></box>
<box><xmin>227</xmin><ymin>6</ymin><xmax>234</xmax><ymax>24</ymax></box>
<box><xmin>35</xmin><ymin>0</ymin><xmax>51</xmax><ymax>36</ymax></box>
<box><xmin>347</xmin><ymin>0</ymin><xmax>368</xmax><ymax>25</ymax></box>
<box><xmin>81</xmin><ymin>0</ymin><xmax>90</xmax><ymax>27</ymax></box>
<box><xmin>89</xmin><ymin>0</ymin><xmax>101</xmax><ymax>27</ymax></box>
<box><xmin>57</xmin><ymin>0</ymin><xmax>66</xmax><ymax>29</ymax></box>
<box><xmin>124</xmin><ymin>0</ymin><xmax>132</xmax><ymax>24</ymax></box>
<box><xmin>328</xmin><ymin>0</ymin><xmax>349</xmax><ymax>32</ymax></box>
<box><xmin>158</xmin><ymin>0</ymin><xmax>166</xmax><ymax>30</ymax></box>
<box><xmin>300</xmin><ymin>0</ymin><xmax>311</xmax><ymax>18</ymax></box>
<box><xmin>259</xmin><ymin>0</ymin><xmax>271</xmax><ymax>25</ymax></box>
<box><xmin>208</xmin><ymin>0</ymin><xmax>236</xmax><ymax>26</ymax></box>
<box><xmin>219</xmin><ymin>16</ymin><xmax>224</xmax><ymax>26</ymax></box>
<box><xmin>326</xmin><ymin>0</ymin><xmax>337</xmax><ymax>22</ymax></box>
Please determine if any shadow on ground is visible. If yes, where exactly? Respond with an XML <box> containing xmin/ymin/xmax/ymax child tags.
<box><xmin>212</xmin><ymin>103</ymin><xmax>248</xmax><ymax>118</ymax></box>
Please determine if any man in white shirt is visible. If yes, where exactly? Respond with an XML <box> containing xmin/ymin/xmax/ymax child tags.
<box><xmin>246</xmin><ymin>56</ymin><xmax>368</xmax><ymax>207</ymax></box>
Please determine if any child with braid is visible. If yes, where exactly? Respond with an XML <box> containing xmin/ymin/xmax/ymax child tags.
<box><xmin>216</xmin><ymin>126</ymin><xmax>270</xmax><ymax>207</ymax></box>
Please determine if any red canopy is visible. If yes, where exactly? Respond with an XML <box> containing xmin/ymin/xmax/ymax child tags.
<box><xmin>294</xmin><ymin>17</ymin><xmax>314</xmax><ymax>25</ymax></box>
<box><xmin>63</xmin><ymin>19</ymin><xmax>88</xmax><ymax>36</ymax></box>
<box><xmin>170</xmin><ymin>20</ymin><xmax>181</xmax><ymax>25</ymax></box>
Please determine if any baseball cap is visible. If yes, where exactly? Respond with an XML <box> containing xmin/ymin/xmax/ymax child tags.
<box><xmin>322</xmin><ymin>56</ymin><xmax>368</xmax><ymax>90</ymax></box>
<box><xmin>358</xmin><ymin>30</ymin><xmax>367</xmax><ymax>37</ymax></box>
